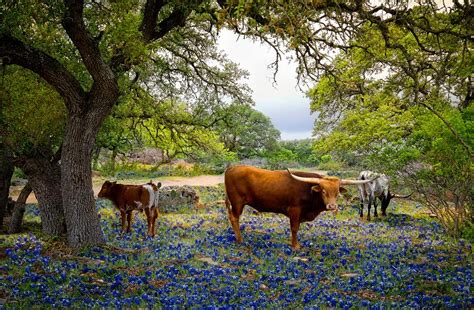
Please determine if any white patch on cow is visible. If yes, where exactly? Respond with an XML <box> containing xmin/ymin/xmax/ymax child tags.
<box><xmin>143</xmin><ymin>184</ymin><xmax>159</xmax><ymax>208</ymax></box>
<box><xmin>134</xmin><ymin>201</ymin><xmax>143</xmax><ymax>210</ymax></box>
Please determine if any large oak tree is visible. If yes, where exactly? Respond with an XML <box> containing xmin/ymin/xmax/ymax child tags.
<box><xmin>0</xmin><ymin>0</ymin><xmax>250</xmax><ymax>247</ymax></box>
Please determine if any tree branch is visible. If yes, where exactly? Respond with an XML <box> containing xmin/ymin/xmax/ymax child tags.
<box><xmin>139</xmin><ymin>0</ymin><xmax>202</xmax><ymax>43</ymax></box>
<box><xmin>0</xmin><ymin>33</ymin><xmax>86</xmax><ymax>110</ymax></box>
<box><xmin>140</xmin><ymin>0</ymin><xmax>167</xmax><ymax>42</ymax></box>
<box><xmin>62</xmin><ymin>0</ymin><xmax>118</xmax><ymax>109</ymax></box>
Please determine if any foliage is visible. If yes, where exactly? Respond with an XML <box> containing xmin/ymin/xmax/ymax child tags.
<box><xmin>278</xmin><ymin>139</ymin><xmax>318</xmax><ymax>166</ymax></box>
<box><xmin>97</xmin><ymin>98</ymin><xmax>235</xmax><ymax>173</ymax></box>
<box><xmin>213</xmin><ymin>103</ymin><xmax>280</xmax><ymax>159</ymax></box>
<box><xmin>400</xmin><ymin>108</ymin><xmax>473</xmax><ymax>238</ymax></box>
<box><xmin>0</xmin><ymin>66</ymin><xmax>65</xmax><ymax>157</ymax></box>
<box><xmin>1</xmin><ymin>196</ymin><xmax>472</xmax><ymax>308</ymax></box>
<box><xmin>317</xmin><ymin>160</ymin><xmax>345</xmax><ymax>172</ymax></box>
<box><xmin>264</xmin><ymin>147</ymin><xmax>297</xmax><ymax>169</ymax></box>
<box><xmin>308</xmin><ymin>6</ymin><xmax>473</xmax><ymax>237</ymax></box>
<box><xmin>102</xmin><ymin>160</ymin><xmax>229</xmax><ymax>179</ymax></box>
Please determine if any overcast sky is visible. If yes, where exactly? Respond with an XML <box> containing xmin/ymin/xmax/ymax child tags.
<box><xmin>217</xmin><ymin>30</ymin><xmax>316</xmax><ymax>141</ymax></box>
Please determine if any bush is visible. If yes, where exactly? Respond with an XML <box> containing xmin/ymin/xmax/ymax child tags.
<box><xmin>317</xmin><ymin>160</ymin><xmax>344</xmax><ymax>172</ymax></box>
<box><xmin>98</xmin><ymin>160</ymin><xmax>228</xmax><ymax>179</ymax></box>
<box><xmin>461</xmin><ymin>223</ymin><xmax>474</xmax><ymax>243</ymax></box>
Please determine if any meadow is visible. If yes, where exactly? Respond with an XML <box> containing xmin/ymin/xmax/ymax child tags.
<box><xmin>1</xmin><ymin>185</ymin><xmax>472</xmax><ymax>309</ymax></box>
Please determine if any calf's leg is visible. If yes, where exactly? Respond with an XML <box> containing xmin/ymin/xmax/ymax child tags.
<box><xmin>126</xmin><ymin>211</ymin><xmax>133</xmax><ymax>233</ymax></box>
<box><xmin>120</xmin><ymin>209</ymin><xmax>127</xmax><ymax>233</ymax></box>
<box><xmin>151</xmin><ymin>208</ymin><xmax>159</xmax><ymax>237</ymax></box>
<box><xmin>144</xmin><ymin>208</ymin><xmax>153</xmax><ymax>236</ymax></box>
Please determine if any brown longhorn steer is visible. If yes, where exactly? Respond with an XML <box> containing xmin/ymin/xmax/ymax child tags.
<box><xmin>98</xmin><ymin>181</ymin><xmax>161</xmax><ymax>236</ymax></box>
<box><xmin>224</xmin><ymin>165</ymin><xmax>373</xmax><ymax>249</ymax></box>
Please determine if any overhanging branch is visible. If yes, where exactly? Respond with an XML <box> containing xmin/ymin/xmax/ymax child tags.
<box><xmin>0</xmin><ymin>33</ymin><xmax>86</xmax><ymax>110</ymax></box>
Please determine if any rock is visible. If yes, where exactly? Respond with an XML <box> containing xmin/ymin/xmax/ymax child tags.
<box><xmin>196</xmin><ymin>256</ymin><xmax>219</xmax><ymax>266</ymax></box>
<box><xmin>340</xmin><ymin>273</ymin><xmax>359</xmax><ymax>278</ymax></box>
<box><xmin>159</xmin><ymin>186</ymin><xmax>200</xmax><ymax>208</ymax></box>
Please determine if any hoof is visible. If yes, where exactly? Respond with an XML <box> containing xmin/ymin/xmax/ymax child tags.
<box><xmin>292</xmin><ymin>243</ymin><xmax>301</xmax><ymax>250</ymax></box>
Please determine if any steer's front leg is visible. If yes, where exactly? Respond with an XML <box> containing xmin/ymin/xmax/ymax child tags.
<box><xmin>289</xmin><ymin>209</ymin><xmax>302</xmax><ymax>250</ymax></box>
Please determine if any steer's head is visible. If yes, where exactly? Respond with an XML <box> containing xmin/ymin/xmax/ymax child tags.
<box><xmin>287</xmin><ymin>169</ymin><xmax>375</xmax><ymax>212</ymax></box>
<box><xmin>98</xmin><ymin>180</ymin><xmax>116</xmax><ymax>199</ymax></box>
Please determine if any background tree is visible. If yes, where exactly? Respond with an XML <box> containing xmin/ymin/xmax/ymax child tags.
<box><xmin>278</xmin><ymin>139</ymin><xmax>317</xmax><ymax>167</ymax></box>
<box><xmin>214</xmin><ymin>103</ymin><xmax>280</xmax><ymax>159</ymax></box>
<box><xmin>0</xmin><ymin>66</ymin><xmax>66</xmax><ymax>235</ymax></box>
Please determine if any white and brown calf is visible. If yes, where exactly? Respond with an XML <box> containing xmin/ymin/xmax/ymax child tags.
<box><xmin>98</xmin><ymin>181</ymin><xmax>162</xmax><ymax>236</ymax></box>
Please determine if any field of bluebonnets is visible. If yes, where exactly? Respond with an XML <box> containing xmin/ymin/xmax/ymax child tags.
<box><xmin>1</xmin><ymin>185</ymin><xmax>472</xmax><ymax>308</ymax></box>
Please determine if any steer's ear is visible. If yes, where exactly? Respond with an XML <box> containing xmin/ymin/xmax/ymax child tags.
<box><xmin>157</xmin><ymin>182</ymin><xmax>162</xmax><ymax>189</ymax></box>
<box><xmin>339</xmin><ymin>187</ymin><xmax>347</xmax><ymax>193</ymax></box>
<box><xmin>311</xmin><ymin>185</ymin><xmax>321</xmax><ymax>192</ymax></box>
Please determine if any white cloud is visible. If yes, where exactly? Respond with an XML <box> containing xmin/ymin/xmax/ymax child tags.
<box><xmin>217</xmin><ymin>30</ymin><xmax>315</xmax><ymax>140</ymax></box>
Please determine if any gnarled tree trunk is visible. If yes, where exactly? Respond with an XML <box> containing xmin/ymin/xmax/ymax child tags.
<box><xmin>8</xmin><ymin>182</ymin><xmax>32</xmax><ymax>234</ymax></box>
<box><xmin>21</xmin><ymin>157</ymin><xmax>65</xmax><ymax>236</ymax></box>
<box><xmin>0</xmin><ymin>143</ymin><xmax>14</xmax><ymax>229</ymax></box>
<box><xmin>61</xmin><ymin>114</ymin><xmax>107</xmax><ymax>247</ymax></box>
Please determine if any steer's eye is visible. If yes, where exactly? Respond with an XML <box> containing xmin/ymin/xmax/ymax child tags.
<box><xmin>322</xmin><ymin>189</ymin><xmax>327</xmax><ymax>195</ymax></box>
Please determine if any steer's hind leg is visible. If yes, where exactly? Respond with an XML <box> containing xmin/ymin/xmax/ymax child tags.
<box><xmin>225</xmin><ymin>197</ymin><xmax>244</xmax><ymax>243</ymax></box>
<box><xmin>373</xmin><ymin>198</ymin><xmax>379</xmax><ymax>218</ymax></box>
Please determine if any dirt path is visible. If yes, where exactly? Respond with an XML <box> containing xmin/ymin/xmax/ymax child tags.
<box><xmin>9</xmin><ymin>174</ymin><xmax>225</xmax><ymax>204</ymax></box>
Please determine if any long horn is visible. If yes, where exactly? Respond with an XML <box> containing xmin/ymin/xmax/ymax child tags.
<box><xmin>391</xmin><ymin>193</ymin><xmax>413</xmax><ymax>199</ymax></box>
<box><xmin>287</xmin><ymin>169</ymin><xmax>322</xmax><ymax>184</ymax></box>
<box><xmin>340</xmin><ymin>177</ymin><xmax>378</xmax><ymax>185</ymax></box>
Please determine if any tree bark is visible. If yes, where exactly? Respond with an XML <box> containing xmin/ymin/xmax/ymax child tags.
<box><xmin>21</xmin><ymin>157</ymin><xmax>65</xmax><ymax>236</ymax></box>
<box><xmin>8</xmin><ymin>182</ymin><xmax>32</xmax><ymax>234</ymax></box>
<box><xmin>61</xmin><ymin>112</ymin><xmax>109</xmax><ymax>247</ymax></box>
<box><xmin>110</xmin><ymin>149</ymin><xmax>118</xmax><ymax>174</ymax></box>
<box><xmin>0</xmin><ymin>143</ymin><xmax>14</xmax><ymax>229</ymax></box>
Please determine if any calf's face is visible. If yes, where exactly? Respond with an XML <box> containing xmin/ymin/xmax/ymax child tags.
<box><xmin>98</xmin><ymin>181</ymin><xmax>116</xmax><ymax>199</ymax></box>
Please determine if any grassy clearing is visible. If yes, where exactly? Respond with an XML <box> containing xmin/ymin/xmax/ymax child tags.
<box><xmin>0</xmin><ymin>186</ymin><xmax>472</xmax><ymax>308</ymax></box>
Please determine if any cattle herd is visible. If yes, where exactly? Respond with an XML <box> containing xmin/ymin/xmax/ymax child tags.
<box><xmin>97</xmin><ymin>165</ymin><xmax>411</xmax><ymax>249</ymax></box>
